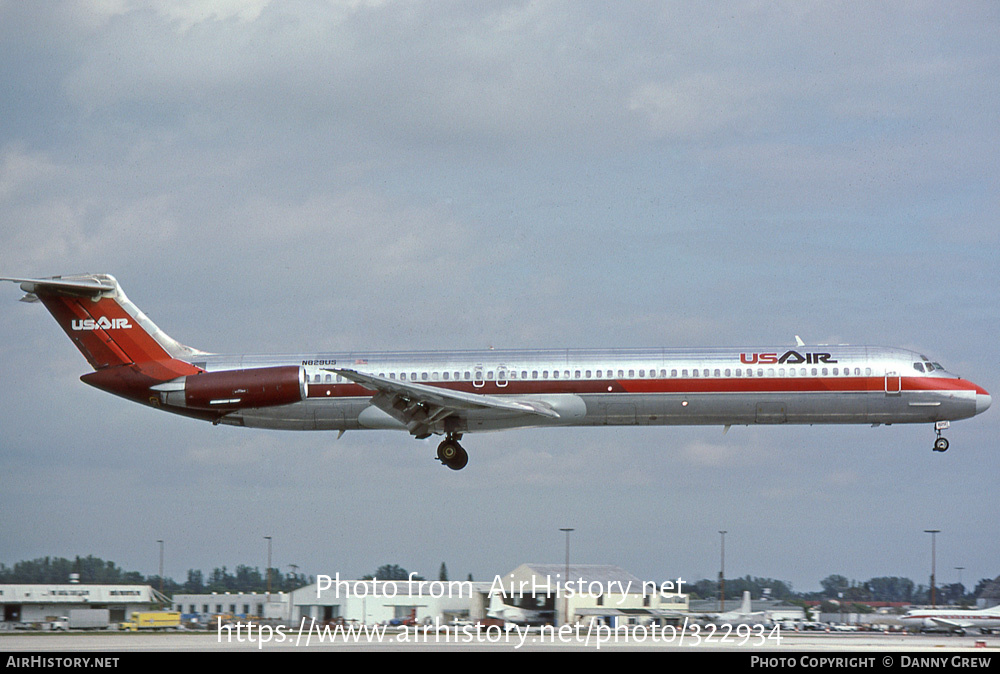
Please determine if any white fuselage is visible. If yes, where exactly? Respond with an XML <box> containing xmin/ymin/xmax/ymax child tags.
<box><xmin>194</xmin><ymin>345</ymin><xmax>989</xmax><ymax>433</ymax></box>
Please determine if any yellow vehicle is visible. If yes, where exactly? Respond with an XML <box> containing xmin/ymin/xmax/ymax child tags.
<box><xmin>120</xmin><ymin>611</ymin><xmax>181</xmax><ymax>631</ymax></box>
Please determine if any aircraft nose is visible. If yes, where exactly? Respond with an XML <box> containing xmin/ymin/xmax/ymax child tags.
<box><xmin>977</xmin><ymin>392</ymin><xmax>992</xmax><ymax>415</ymax></box>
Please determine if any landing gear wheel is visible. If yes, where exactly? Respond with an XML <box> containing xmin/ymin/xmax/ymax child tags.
<box><xmin>437</xmin><ymin>438</ymin><xmax>469</xmax><ymax>470</ymax></box>
<box><xmin>933</xmin><ymin>436</ymin><xmax>949</xmax><ymax>452</ymax></box>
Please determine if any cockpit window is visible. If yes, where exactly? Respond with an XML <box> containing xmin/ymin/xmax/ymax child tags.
<box><xmin>913</xmin><ymin>362</ymin><xmax>925</xmax><ymax>373</ymax></box>
<box><xmin>933</xmin><ymin>362</ymin><xmax>944</xmax><ymax>371</ymax></box>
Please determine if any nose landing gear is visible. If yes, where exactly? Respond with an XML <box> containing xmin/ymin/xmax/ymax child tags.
<box><xmin>437</xmin><ymin>434</ymin><xmax>468</xmax><ymax>470</ymax></box>
<box><xmin>933</xmin><ymin>421</ymin><xmax>950</xmax><ymax>452</ymax></box>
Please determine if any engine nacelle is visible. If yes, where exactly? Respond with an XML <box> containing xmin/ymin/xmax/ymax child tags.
<box><xmin>153</xmin><ymin>366</ymin><xmax>307</xmax><ymax>410</ymax></box>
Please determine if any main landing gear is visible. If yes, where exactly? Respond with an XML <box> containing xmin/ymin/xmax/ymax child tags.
<box><xmin>933</xmin><ymin>421</ymin><xmax>950</xmax><ymax>453</ymax></box>
<box><xmin>437</xmin><ymin>434</ymin><xmax>468</xmax><ymax>470</ymax></box>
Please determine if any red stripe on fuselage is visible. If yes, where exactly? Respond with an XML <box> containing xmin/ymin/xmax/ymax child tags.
<box><xmin>305</xmin><ymin>376</ymin><xmax>983</xmax><ymax>399</ymax></box>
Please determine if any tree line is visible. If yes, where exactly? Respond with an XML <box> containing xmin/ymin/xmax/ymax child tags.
<box><xmin>688</xmin><ymin>573</ymin><xmax>994</xmax><ymax>608</ymax></box>
<box><xmin>0</xmin><ymin>556</ymin><xmax>310</xmax><ymax>595</ymax></box>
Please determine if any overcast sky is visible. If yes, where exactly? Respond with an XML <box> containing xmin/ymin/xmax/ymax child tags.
<box><xmin>1</xmin><ymin>1</ymin><xmax>997</xmax><ymax>595</ymax></box>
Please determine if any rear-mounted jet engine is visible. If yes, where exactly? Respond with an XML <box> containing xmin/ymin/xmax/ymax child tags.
<box><xmin>152</xmin><ymin>366</ymin><xmax>307</xmax><ymax>410</ymax></box>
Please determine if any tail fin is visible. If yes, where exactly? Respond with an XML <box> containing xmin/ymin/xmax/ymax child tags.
<box><xmin>740</xmin><ymin>590</ymin><xmax>752</xmax><ymax>614</ymax></box>
<box><xmin>3</xmin><ymin>274</ymin><xmax>206</xmax><ymax>371</ymax></box>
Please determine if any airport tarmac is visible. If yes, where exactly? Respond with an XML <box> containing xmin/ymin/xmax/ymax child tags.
<box><xmin>3</xmin><ymin>629</ymin><xmax>1000</xmax><ymax>652</ymax></box>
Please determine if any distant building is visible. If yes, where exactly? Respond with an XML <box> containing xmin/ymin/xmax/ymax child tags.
<box><xmin>290</xmin><ymin>578</ymin><xmax>488</xmax><ymax>625</ymax></box>
<box><xmin>494</xmin><ymin>564</ymin><xmax>689</xmax><ymax>627</ymax></box>
<box><xmin>172</xmin><ymin>565</ymin><xmax>692</xmax><ymax>628</ymax></box>
<box><xmin>171</xmin><ymin>591</ymin><xmax>290</xmax><ymax>622</ymax></box>
<box><xmin>0</xmin><ymin>584</ymin><xmax>165</xmax><ymax>624</ymax></box>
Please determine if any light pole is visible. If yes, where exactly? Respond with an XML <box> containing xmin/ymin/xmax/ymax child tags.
<box><xmin>719</xmin><ymin>531</ymin><xmax>727</xmax><ymax>611</ymax></box>
<box><xmin>156</xmin><ymin>539</ymin><xmax>164</xmax><ymax>597</ymax></box>
<box><xmin>924</xmin><ymin>529</ymin><xmax>940</xmax><ymax>607</ymax></box>
<box><xmin>264</xmin><ymin>536</ymin><xmax>273</xmax><ymax>602</ymax></box>
<box><xmin>559</xmin><ymin>528</ymin><xmax>574</xmax><ymax>627</ymax></box>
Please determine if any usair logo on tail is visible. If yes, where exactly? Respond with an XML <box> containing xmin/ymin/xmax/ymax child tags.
<box><xmin>71</xmin><ymin>317</ymin><xmax>132</xmax><ymax>331</ymax></box>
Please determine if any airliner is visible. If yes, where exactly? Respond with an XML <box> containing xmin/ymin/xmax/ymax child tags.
<box><xmin>900</xmin><ymin>605</ymin><xmax>1000</xmax><ymax>635</ymax></box>
<box><xmin>2</xmin><ymin>274</ymin><xmax>991</xmax><ymax>470</ymax></box>
<box><xmin>692</xmin><ymin>591</ymin><xmax>771</xmax><ymax>628</ymax></box>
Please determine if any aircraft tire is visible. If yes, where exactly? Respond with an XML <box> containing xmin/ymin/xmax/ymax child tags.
<box><xmin>446</xmin><ymin>445</ymin><xmax>469</xmax><ymax>471</ymax></box>
<box><xmin>933</xmin><ymin>437</ymin><xmax>949</xmax><ymax>452</ymax></box>
<box><xmin>437</xmin><ymin>439</ymin><xmax>459</xmax><ymax>462</ymax></box>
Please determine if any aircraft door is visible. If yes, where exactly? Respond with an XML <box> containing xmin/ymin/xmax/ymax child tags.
<box><xmin>885</xmin><ymin>372</ymin><xmax>901</xmax><ymax>396</ymax></box>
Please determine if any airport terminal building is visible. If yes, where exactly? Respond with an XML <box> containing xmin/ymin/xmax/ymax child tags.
<box><xmin>0</xmin><ymin>584</ymin><xmax>166</xmax><ymax>625</ymax></box>
<box><xmin>186</xmin><ymin>564</ymin><xmax>691</xmax><ymax>627</ymax></box>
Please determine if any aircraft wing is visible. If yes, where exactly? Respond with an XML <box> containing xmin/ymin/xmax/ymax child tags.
<box><xmin>929</xmin><ymin>617</ymin><xmax>973</xmax><ymax>630</ymax></box>
<box><xmin>329</xmin><ymin>368</ymin><xmax>560</xmax><ymax>438</ymax></box>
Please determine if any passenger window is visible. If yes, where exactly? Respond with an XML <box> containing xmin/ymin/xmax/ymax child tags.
<box><xmin>671</xmin><ymin>369</ymin><xmax>678</xmax><ymax>378</ymax></box>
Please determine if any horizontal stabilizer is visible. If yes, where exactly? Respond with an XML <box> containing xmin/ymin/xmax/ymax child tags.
<box><xmin>1</xmin><ymin>275</ymin><xmax>116</xmax><ymax>301</ymax></box>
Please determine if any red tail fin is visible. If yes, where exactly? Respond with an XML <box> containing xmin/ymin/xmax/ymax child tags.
<box><xmin>3</xmin><ymin>274</ymin><xmax>204</xmax><ymax>376</ymax></box>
